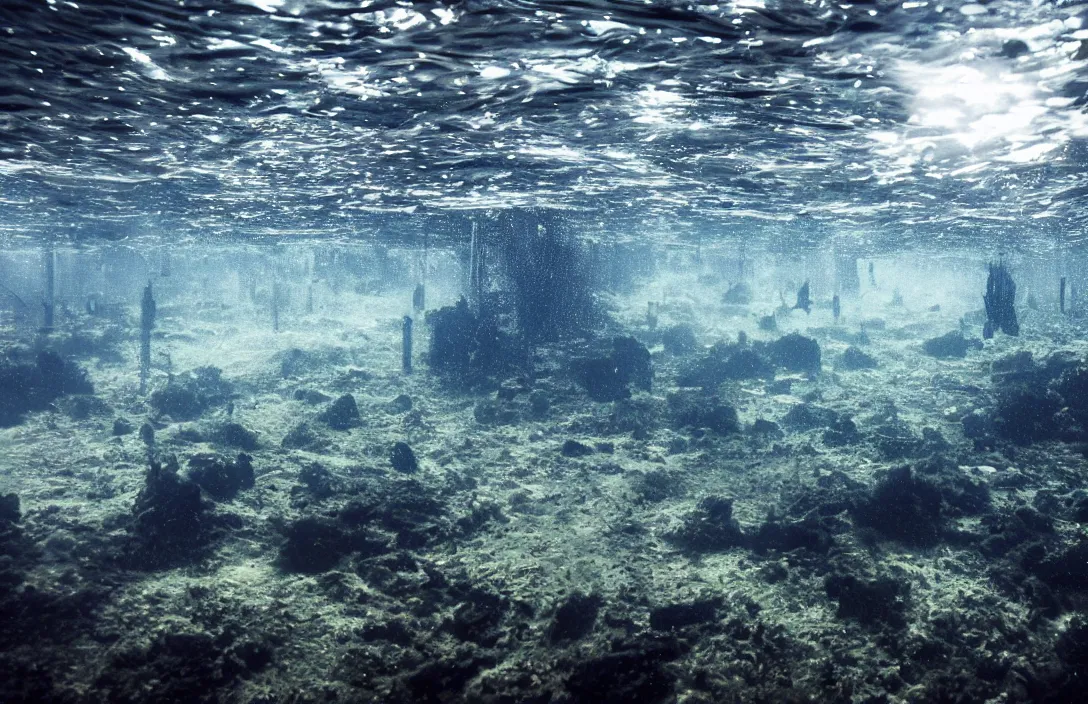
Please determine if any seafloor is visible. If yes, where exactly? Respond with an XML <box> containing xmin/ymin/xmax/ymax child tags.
<box><xmin>3</xmin><ymin>268</ymin><xmax>1088</xmax><ymax>704</ymax></box>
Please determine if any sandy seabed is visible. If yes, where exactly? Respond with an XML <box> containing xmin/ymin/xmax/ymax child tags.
<box><xmin>3</xmin><ymin>278</ymin><xmax>1088</xmax><ymax>704</ymax></box>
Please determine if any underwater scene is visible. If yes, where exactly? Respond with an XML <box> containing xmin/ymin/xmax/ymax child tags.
<box><xmin>5</xmin><ymin>1</ymin><xmax>1088</xmax><ymax>702</ymax></box>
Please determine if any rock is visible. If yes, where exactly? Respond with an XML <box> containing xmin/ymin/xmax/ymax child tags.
<box><xmin>386</xmin><ymin>394</ymin><xmax>413</xmax><ymax>414</ymax></box>
<box><xmin>667</xmin><ymin>391</ymin><xmax>739</xmax><ymax>434</ymax></box>
<box><xmin>632</xmin><ymin>469</ymin><xmax>681</xmax><ymax>503</ymax></box>
<box><xmin>550</xmin><ymin>593</ymin><xmax>603</xmax><ymax>642</ymax></box>
<box><xmin>293</xmin><ymin>388</ymin><xmax>331</xmax><ymax>405</ymax></box>
<box><xmin>321</xmin><ymin>394</ymin><xmax>360</xmax><ymax>430</ymax></box>
<box><xmin>824</xmin><ymin>573</ymin><xmax>909</xmax><ymax>628</ymax></box>
<box><xmin>444</xmin><ymin>588</ymin><xmax>508</xmax><ymax>646</ymax></box>
<box><xmin>561</xmin><ymin>439</ymin><xmax>595</xmax><ymax>457</ymax></box>
<box><xmin>497</xmin><ymin>379</ymin><xmax>523</xmax><ymax>401</ymax></box>
<box><xmin>677</xmin><ymin>343</ymin><xmax>772</xmax><ymax>387</ymax></box>
<box><xmin>473</xmin><ymin>399</ymin><xmax>516</xmax><ymax>425</ymax></box>
<box><xmin>112</xmin><ymin>417</ymin><xmax>135</xmax><ymax>436</ymax></box>
<box><xmin>991</xmin><ymin>350</ymin><xmax>1034</xmax><ymax>382</ymax></box>
<box><xmin>528</xmin><ymin>390</ymin><xmax>550</xmax><ymax>417</ymax></box>
<box><xmin>58</xmin><ymin>394</ymin><xmax>111</xmax><ymax>420</ymax></box>
<box><xmin>871</xmin><ymin>420</ymin><xmax>923</xmax><ymax>459</ymax></box>
<box><xmin>749</xmin><ymin>520</ymin><xmax>830</xmax><ymax>553</ymax></box>
<box><xmin>661</xmin><ymin>325</ymin><xmax>697</xmax><ymax>355</ymax></box>
<box><xmin>611</xmin><ymin>340</ymin><xmax>651</xmax><ymax>387</ymax></box>
<box><xmin>426</xmin><ymin>298</ymin><xmax>518</xmax><ymax>382</ymax></box>
<box><xmin>781</xmin><ymin>403</ymin><xmax>840</xmax><ymax>431</ymax></box>
<box><xmin>749</xmin><ymin>418</ymin><xmax>782</xmax><ymax>437</ymax></box>
<box><xmin>280</xmin><ymin>517</ymin><xmax>351</xmax><ymax>573</ymax></box>
<box><xmin>1055</xmin><ymin>366</ymin><xmax>1088</xmax><ymax>432</ymax></box>
<box><xmin>212</xmin><ymin>422</ymin><xmax>258</xmax><ymax>451</ymax></box>
<box><xmin>573</xmin><ymin>357</ymin><xmax>629</xmax><ymax>402</ymax></box>
<box><xmin>992</xmin><ymin>387</ymin><xmax>1061</xmax><ymax>444</ymax></box>
<box><xmin>609</xmin><ymin>396</ymin><xmax>664</xmax><ymax>435</ymax></box>
<box><xmin>614</xmin><ymin>336</ymin><xmax>654</xmax><ymax>389</ymax></box>
<box><xmin>922</xmin><ymin>330</ymin><xmax>979</xmax><ymax>359</ymax></box>
<box><xmin>573</xmin><ymin>337</ymin><xmax>653</xmax><ymax>402</ymax></box>
<box><xmin>962</xmin><ymin>411</ymin><xmax>993</xmax><ymax>440</ymax></box>
<box><xmin>403</xmin><ymin>656</ymin><xmax>497</xmax><ymax>703</ymax></box>
<box><xmin>1001</xmin><ymin>38</ymin><xmax>1030</xmax><ymax>59</ymax></box>
<box><xmin>390</xmin><ymin>442</ymin><xmax>419</xmax><ymax>474</ymax></box>
<box><xmin>174</xmin><ymin>425</ymin><xmax>204</xmax><ymax>444</ymax></box>
<box><xmin>666</xmin><ymin>496</ymin><xmax>745</xmax><ymax>551</ymax></box>
<box><xmin>129</xmin><ymin>456</ymin><xmax>211</xmax><ymax>568</ymax></box>
<box><xmin>0</xmin><ymin>493</ymin><xmax>19</xmax><ymax>525</ymax></box>
<box><xmin>758</xmin><ymin>315</ymin><xmax>777</xmax><ymax>331</ymax></box>
<box><xmin>0</xmin><ymin>350</ymin><xmax>94</xmax><ymax>427</ymax></box>
<box><xmin>649</xmin><ymin>599</ymin><xmax>721</xmax><ymax>631</ymax></box>
<box><xmin>148</xmin><ymin>366</ymin><xmax>232</xmax><ymax>421</ymax></box>
<box><xmin>279</xmin><ymin>347</ymin><xmax>349</xmax><ymax>379</ymax></box>
<box><xmin>822</xmin><ymin>417</ymin><xmax>861</xmax><ymax>447</ymax></box>
<box><xmin>852</xmin><ymin>466</ymin><xmax>943</xmax><ymax>547</ymax></box>
<box><xmin>281</xmin><ymin>422</ymin><xmax>328</xmax><ymax>451</ymax></box>
<box><xmin>839</xmin><ymin>346</ymin><xmax>878</xmax><ymax>370</ymax></box>
<box><xmin>860</xmin><ymin>318</ymin><xmax>886</xmax><ymax>331</ymax></box>
<box><xmin>566</xmin><ymin>640</ymin><xmax>681</xmax><ymax>704</ymax></box>
<box><xmin>722</xmin><ymin>282</ymin><xmax>753</xmax><ymax>305</ymax></box>
<box><xmin>187</xmin><ymin>453</ymin><xmax>255</xmax><ymax>502</ymax></box>
<box><xmin>1035</xmin><ymin>540</ymin><xmax>1088</xmax><ymax>590</ymax></box>
<box><xmin>765</xmin><ymin>333</ymin><xmax>821</xmax><ymax>373</ymax></box>
<box><xmin>298</xmin><ymin>462</ymin><xmax>340</xmax><ymax>498</ymax></box>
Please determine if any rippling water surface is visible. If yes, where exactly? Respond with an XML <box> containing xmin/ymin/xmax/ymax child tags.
<box><xmin>1</xmin><ymin>0</ymin><xmax>1087</xmax><ymax>247</ymax></box>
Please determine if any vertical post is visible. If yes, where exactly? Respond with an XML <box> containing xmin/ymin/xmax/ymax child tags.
<box><xmin>415</xmin><ymin>230</ymin><xmax>428</xmax><ymax>313</ymax></box>
<box><xmin>832</xmin><ymin>294</ymin><xmax>841</xmax><ymax>323</ymax></box>
<box><xmin>271</xmin><ymin>280</ymin><xmax>280</xmax><ymax>333</ymax></box>
<box><xmin>402</xmin><ymin>315</ymin><xmax>413</xmax><ymax>374</ymax></box>
<box><xmin>472</xmin><ymin>221</ymin><xmax>489</xmax><ymax>318</ymax></box>
<box><xmin>42</xmin><ymin>247</ymin><xmax>55</xmax><ymax>332</ymax></box>
<box><xmin>468</xmin><ymin>220</ymin><xmax>482</xmax><ymax>314</ymax></box>
<box><xmin>139</xmin><ymin>281</ymin><xmax>156</xmax><ymax>394</ymax></box>
<box><xmin>1061</xmin><ymin>276</ymin><xmax>1067</xmax><ymax>315</ymax></box>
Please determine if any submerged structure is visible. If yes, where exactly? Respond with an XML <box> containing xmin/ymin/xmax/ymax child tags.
<box><xmin>4</xmin><ymin>2</ymin><xmax>1088</xmax><ymax>703</ymax></box>
<box><xmin>983</xmin><ymin>262</ymin><xmax>1019</xmax><ymax>338</ymax></box>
